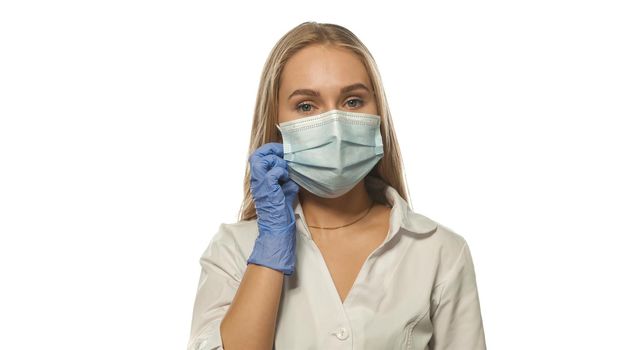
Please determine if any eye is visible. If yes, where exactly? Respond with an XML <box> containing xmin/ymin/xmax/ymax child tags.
<box><xmin>295</xmin><ymin>102</ymin><xmax>314</xmax><ymax>113</ymax></box>
<box><xmin>345</xmin><ymin>98</ymin><xmax>364</xmax><ymax>108</ymax></box>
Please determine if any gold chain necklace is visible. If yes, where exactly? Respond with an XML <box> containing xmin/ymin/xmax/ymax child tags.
<box><xmin>307</xmin><ymin>201</ymin><xmax>375</xmax><ymax>230</ymax></box>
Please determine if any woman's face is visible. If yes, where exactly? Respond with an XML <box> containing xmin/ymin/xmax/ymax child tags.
<box><xmin>277</xmin><ymin>44</ymin><xmax>378</xmax><ymax>124</ymax></box>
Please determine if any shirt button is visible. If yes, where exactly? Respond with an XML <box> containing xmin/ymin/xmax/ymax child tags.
<box><xmin>333</xmin><ymin>327</ymin><xmax>349</xmax><ymax>340</ymax></box>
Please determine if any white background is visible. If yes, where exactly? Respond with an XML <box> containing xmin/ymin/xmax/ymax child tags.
<box><xmin>1</xmin><ymin>1</ymin><xmax>621</xmax><ymax>349</ymax></box>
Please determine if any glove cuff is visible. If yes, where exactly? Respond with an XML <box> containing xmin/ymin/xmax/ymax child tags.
<box><xmin>247</xmin><ymin>220</ymin><xmax>297</xmax><ymax>275</ymax></box>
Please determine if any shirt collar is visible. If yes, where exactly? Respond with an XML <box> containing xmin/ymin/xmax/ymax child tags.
<box><xmin>293</xmin><ymin>176</ymin><xmax>438</xmax><ymax>242</ymax></box>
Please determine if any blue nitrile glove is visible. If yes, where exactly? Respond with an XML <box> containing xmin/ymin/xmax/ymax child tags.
<box><xmin>246</xmin><ymin>142</ymin><xmax>300</xmax><ymax>275</ymax></box>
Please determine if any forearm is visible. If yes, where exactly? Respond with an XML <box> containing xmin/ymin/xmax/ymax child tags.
<box><xmin>220</xmin><ymin>263</ymin><xmax>284</xmax><ymax>350</ymax></box>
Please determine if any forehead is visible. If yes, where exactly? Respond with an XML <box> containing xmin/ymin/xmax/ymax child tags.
<box><xmin>279</xmin><ymin>44</ymin><xmax>371</xmax><ymax>94</ymax></box>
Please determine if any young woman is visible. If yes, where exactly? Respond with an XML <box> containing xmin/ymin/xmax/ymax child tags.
<box><xmin>188</xmin><ymin>21</ymin><xmax>487</xmax><ymax>350</ymax></box>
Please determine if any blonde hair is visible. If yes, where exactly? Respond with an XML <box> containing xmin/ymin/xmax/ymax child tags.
<box><xmin>238</xmin><ymin>21</ymin><xmax>413</xmax><ymax>221</ymax></box>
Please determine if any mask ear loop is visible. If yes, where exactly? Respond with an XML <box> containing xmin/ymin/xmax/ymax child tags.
<box><xmin>277</xmin><ymin>122</ymin><xmax>296</xmax><ymax>224</ymax></box>
<box><xmin>275</xmin><ymin>123</ymin><xmax>284</xmax><ymax>143</ymax></box>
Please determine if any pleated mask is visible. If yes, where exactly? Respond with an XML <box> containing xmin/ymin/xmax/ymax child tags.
<box><xmin>276</xmin><ymin>109</ymin><xmax>384</xmax><ymax>198</ymax></box>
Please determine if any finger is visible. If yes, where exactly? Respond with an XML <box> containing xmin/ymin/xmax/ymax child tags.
<box><xmin>248</xmin><ymin>142</ymin><xmax>283</xmax><ymax>164</ymax></box>
<box><xmin>260</xmin><ymin>154</ymin><xmax>288</xmax><ymax>171</ymax></box>
<box><xmin>265</xmin><ymin>166</ymin><xmax>289</xmax><ymax>191</ymax></box>
<box><xmin>250</xmin><ymin>154</ymin><xmax>288</xmax><ymax>181</ymax></box>
<box><xmin>282</xmin><ymin>180</ymin><xmax>299</xmax><ymax>208</ymax></box>
<box><xmin>282</xmin><ymin>179</ymin><xmax>299</xmax><ymax>198</ymax></box>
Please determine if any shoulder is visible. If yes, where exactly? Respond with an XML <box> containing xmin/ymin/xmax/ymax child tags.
<box><xmin>406</xmin><ymin>210</ymin><xmax>472</xmax><ymax>284</ymax></box>
<box><xmin>210</xmin><ymin>219</ymin><xmax>259</xmax><ymax>246</ymax></box>
<box><xmin>405</xmin><ymin>210</ymin><xmax>467</xmax><ymax>247</ymax></box>
<box><xmin>199</xmin><ymin>219</ymin><xmax>259</xmax><ymax>267</ymax></box>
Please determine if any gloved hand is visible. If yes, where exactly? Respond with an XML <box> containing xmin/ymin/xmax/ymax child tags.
<box><xmin>246</xmin><ymin>142</ymin><xmax>300</xmax><ymax>275</ymax></box>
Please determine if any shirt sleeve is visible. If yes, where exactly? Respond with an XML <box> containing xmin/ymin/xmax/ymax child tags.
<box><xmin>187</xmin><ymin>223</ymin><xmax>245</xmax><ymax>350</ymax></box>
<box><xmin>430</xmin><ymin>239</ymin><xmax>487</xmax><ymax>350</ymax></box>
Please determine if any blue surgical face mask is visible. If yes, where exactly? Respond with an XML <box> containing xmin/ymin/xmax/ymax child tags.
<box><xmin>276</xmin><ymin>109</ymin><xmax>384</xmax><ymax>198</ymax></box>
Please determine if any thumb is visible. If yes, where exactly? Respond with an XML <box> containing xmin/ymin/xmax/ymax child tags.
<box><xmin>282</xmin><ymin>179</ymin><xmax>299</xmax><ymax>205</ymax></box>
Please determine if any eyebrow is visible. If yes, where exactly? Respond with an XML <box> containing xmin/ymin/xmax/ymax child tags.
<box><xmin>287</xmin><ymin>83</ymin><xmax>371</xmax><ymax>100</ymax></box>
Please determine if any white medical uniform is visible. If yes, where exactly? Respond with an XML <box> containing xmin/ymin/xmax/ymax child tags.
<box><xmin>188</xmin><ymin>177</ymin><xmax>487</xmax><ymax>349</ymax></box>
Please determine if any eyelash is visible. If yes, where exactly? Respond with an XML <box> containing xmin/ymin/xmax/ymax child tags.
<box><xmin>296</xmin><ymin>98</ymin><xmax>365</xmax><ymax>113</ymax></box>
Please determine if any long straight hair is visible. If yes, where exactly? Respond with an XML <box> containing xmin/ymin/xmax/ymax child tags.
<box><xmin>238</xmin><ymin>21</ymin><xmax>413</xmax><ymax>221</ymax></box>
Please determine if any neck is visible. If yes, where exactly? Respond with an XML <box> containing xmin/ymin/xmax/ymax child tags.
<box><xmin>299</xmin><ymin>180</ymin><xmax>374</xmax><ymax>230</ymax></box>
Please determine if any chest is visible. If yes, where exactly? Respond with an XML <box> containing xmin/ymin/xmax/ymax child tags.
<box><xmin>314</xmin><ymin>238</ymin><xmax>383</xmax><ymax>303</ymax></box>
<box><xmin>276</xmin><ymin>212</ymin><xmax>437</xmax><ymax>349</ymax></box>
<box><xmin>310</xmin><ymin>210</ymin><xmax>391</xmax><ymax>303</ymax></box>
